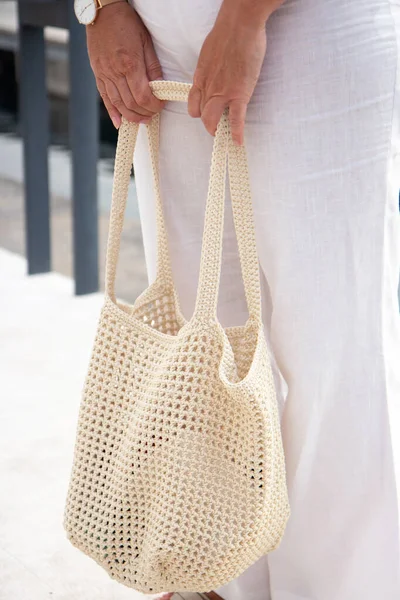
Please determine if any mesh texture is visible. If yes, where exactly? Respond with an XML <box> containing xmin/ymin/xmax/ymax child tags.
<box><xmin>64</xmin><ymin>81</ymin><xmax>290</xmax><ymax>595</ymax></box>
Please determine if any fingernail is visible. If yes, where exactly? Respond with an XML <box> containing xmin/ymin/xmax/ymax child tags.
<box><xmin>140</xmin><ymin>118</ymin><xmax>151</xmax><ymax>125</ymax></box>
<box><xmin>112</xmin><ymin>116</ymin><xmax>120</xmax><ymax>129</ymax></box>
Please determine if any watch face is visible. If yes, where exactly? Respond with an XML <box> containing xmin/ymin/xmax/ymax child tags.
<box><xmin>74</xmin><ymin>0</ymin><xmax>97</xmax><ymax>25</ymax></box>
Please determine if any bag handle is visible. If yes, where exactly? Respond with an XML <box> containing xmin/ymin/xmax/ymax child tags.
<box><xmin>105</xmin><ymin>80</ymin><xmax>262</xmax><ymax>324</ymax></box>
<box><xmin>105</xmin><ymin>82</ymin><xmax>190</xmax><ymax>303</ymax></box>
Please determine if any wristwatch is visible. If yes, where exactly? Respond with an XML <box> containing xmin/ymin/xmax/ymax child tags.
<box><xmin>74</xmin><ymin>0</ymin><xmax>128</xmax><ymax>25</ymax></box>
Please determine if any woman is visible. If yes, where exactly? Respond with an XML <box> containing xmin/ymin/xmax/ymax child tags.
<box><xmin>86</xmin><ymin>0</ymin><xmax>400</xmax><ymax>598</ymax></box>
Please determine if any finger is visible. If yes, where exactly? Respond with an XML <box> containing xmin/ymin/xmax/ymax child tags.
<box><xmin>105</xmin><ymin>79</ymin><xmax>151</xmax><ymax>124</ymax></box>
<box><xmin>188</xmin><ymin>84</ymin><xmax>202</xmax><ymax>118</ymax></box>
<box><xmin>117</xmin><ymin>77</ymin><xmax>154</xmax><ymax>117</ymax></box>
<box><xmin>126</xmin><ymin>57</ymin><xmax>165</xmax><ymax>114</ymax></box>
<box><xmin>229</xmin><ymin>100</ymin><xmax>247</xmax><ymax>146</ymax></box>
<box><xmin>200</xmin><ymin>96</ymin><xmax>227</xmax><ymax>137</ymax></box>
<box><xmin>142</xmin><ymin>37</ymin><xmax>163</xmax><ymax>82</ymax></box>
<box><xmin>97</xmin><ymin>79</ymin><xmax>121</xmax><ymax>129</ymax></box>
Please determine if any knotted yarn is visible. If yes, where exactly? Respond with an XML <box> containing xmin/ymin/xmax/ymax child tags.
<box><xmin>64</xmin><ymin>80</ymin><xmax>290</xmax><ymax>594</ymax></box>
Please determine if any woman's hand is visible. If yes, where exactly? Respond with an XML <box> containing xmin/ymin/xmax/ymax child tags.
<box><xmin>188</xmin><ymin>0</ymin><xmax>281</xmax><ymax>145</ymax></box>
<box><xmin>86</xmin><ymin>2</ymin><xmax>165</xmax><ymax>129</ymax></box>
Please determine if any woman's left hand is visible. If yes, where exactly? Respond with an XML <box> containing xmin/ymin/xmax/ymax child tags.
<box><xmin>188</xmin><ymin>1</ymin><xmax>268</xmax><ymax>146</ymax></box>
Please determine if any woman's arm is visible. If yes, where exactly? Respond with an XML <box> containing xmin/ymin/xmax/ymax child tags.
<box><xmin>188</xmin><ymin>0</ymin><xmax>284</xmax><ymax>145</ymax></box>
<box><xmin>224</xmin><ymin>0</ymin><xmax>284</xmax><ymax>26</ymax></box>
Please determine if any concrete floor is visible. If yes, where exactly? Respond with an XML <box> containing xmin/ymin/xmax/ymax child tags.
<box><xmin>0</xmin><ymin>248</ymin><xmax>167</xmax><ymax>600</ymax></box>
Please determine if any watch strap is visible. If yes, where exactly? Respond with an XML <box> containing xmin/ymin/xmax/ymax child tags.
<box><xmin>96</xmin><ymin>0</ymin><xmax>127</xmax><ymax>8</ymax></box>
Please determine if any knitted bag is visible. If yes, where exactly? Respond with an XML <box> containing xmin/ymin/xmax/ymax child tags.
<box><xmin>64</xmin><ymin>80</ymin><xmax>290</xmax><ymax>595</ymax></box>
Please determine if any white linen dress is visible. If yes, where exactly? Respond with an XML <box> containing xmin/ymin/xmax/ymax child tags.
<box><xmin>129</xmin><ymin>1</ymin><xmax>400</xmax><ymax>598</ymax></box>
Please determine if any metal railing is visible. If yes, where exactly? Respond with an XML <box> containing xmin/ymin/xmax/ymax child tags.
<box><xmin>17</xmin><ymin>0</ymin><xmax>99</xmax><ymax>294</ymax></box>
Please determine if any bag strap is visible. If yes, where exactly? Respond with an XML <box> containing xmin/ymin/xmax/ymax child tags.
<box><xmin>104</xmin><ymin>117</ymin><xmax>139</xmax><ymax>303</ymax></box>
<box><xmin>227</xmin><ymin>134</ymin><xmax>263</xmax><ymax>324</ymax></box>
<box><xmin>105</xmin><ymin>80</ymin><xmax>262</xmax><ymax>325</ymax></box>
<box><xmin>105</xmin><ymin>82</ymin><xmax>190</xmax><ymax>302</ymax></box>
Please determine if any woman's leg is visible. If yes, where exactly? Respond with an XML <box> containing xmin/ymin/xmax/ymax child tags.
<box><xmin>133</xmin><ymin>0</ymin><xmax>400</xmax><ymax>599</ymax></box>
<box><xmin>229</xmin><ymin>2</ymin><xmax>400</xmax><ymax>599</ymax></box>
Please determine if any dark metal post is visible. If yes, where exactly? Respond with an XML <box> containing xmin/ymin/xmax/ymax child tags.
<box><xmin>68</xmin><ymin>0</ymin><xmax>99</xmax><ymax>295</ymax></box>
<box><xmin>18</xmin><ymin>21</ymin><xmax>51</xmax><ymax>274</ymax></box>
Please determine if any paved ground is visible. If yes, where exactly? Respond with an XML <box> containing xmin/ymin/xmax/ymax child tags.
<box><xmin>0</xmin><ymin>248</ymin><xmax>192</xmax><ymax>600</ymax></box>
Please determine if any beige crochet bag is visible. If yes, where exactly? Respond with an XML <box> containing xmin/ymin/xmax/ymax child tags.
<box><xmin>64</xmin><ymin>80</ymin><xmax>290</xmax><ymax>595</ymax></box>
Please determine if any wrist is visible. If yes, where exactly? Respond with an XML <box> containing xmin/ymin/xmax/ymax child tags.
<box><xmin>219</xmin><ymin>0</ymin><xmax>283</xmax><ymax>30</ymax></box>
<box><xmin>85</xmin><ymin>0</ymin><xmax>130</xmax><ymax>28</ymax></box>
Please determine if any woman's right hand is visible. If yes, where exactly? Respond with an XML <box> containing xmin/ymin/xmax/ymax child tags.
<box><xmin>86</xmin><ymin>2</ymin><xmax>165</xmax><ymax>129</ymax></box>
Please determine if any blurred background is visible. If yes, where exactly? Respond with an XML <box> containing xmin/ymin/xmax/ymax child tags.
<box><xmin>0</xmin><ymin>0</ymin><xmax>148</xmax><ymax>302</ymax></box>
<box><xmin>0</xmin><ymin>2</ymin><xmax>399</xmax><ymax>599</ymax></box>
<box><xmin>0</xmin><ymin>1</ymin><xmax>152</xmax><ymax>599</ymax></box>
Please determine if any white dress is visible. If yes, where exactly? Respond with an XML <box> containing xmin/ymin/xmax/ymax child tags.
<box><xmin>129</xmin><ymin>1</ymin><xmax>400</xmax><ymax>598</ymax></box>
